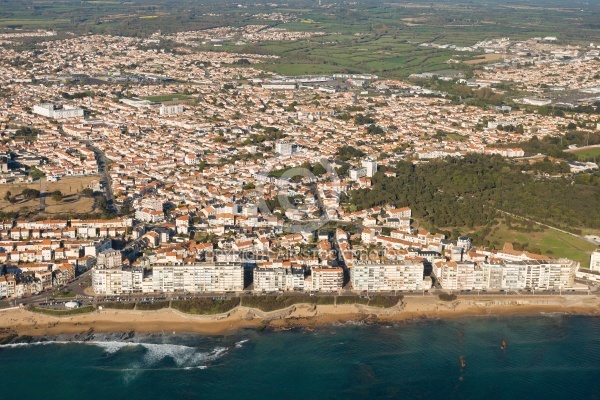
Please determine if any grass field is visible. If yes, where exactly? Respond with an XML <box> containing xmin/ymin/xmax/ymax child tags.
<box><xmin>484</xmin><ymin>223</ymin><xmax>597</xmax><ymax>268</ymax></box>
<box><xmin>572</xmin><ymin>147</ymin><xmax>600</xmax><ymax>162</ymax></box>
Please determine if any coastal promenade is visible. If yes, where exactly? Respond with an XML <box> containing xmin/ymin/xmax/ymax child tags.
<box><xmin>1</xmin><ymin>294</ymin><xmax>599</xmax><ymax>340</ymax></box>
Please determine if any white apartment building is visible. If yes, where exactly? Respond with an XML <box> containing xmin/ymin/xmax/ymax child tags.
<box><xmin>141</xmin><ymin>198</ymin><xmax>164</xmax><ymax>212</ymax></box>
<box><xmin>436</xmin><ymin>259</ymin><xmax>578</xmax><ymax>291</ymax></box>
<box><xmin>432</xmin><ymin>261</ymin><xmax>485</xmax><ymax>291</ymax></box>
<box><xmin>93</xmin><ymin>266</ymin><xmax>145</xmax><ymax>295</ymax></box>
<box><xmin>33</xmin><ymin>103</ymin><xmax>84</xmax><ymax>119</ymax></box>
<box><xmin>349</xmin><ymin>167</ymin><xmax>367</xmax><ymax>181</ymax></box>
<box><xmin>351</xmin><ymin>260</ymin><xmax>424</xmax><ymax>292</ymax></box>
<box><xmin>362</xmin><ymin>158</ymin><xmax>377</xmax><ymax>178</ymax></box>
<box><xmin>456</xmin><ymin>236</ymin><xmax>472</xmax><ymax>251</ymax></box>
<box><xmin>311</xmin><ymin>267</ymin><xmax>343</xmax><ymax>292</ymax></box>
<box><xmin>159</xmin><ymin>104</ymin><xmax>184</xmax><ymax>115</ymax></box>
<box><xmin>121</xmin><ymin>267</ymin><xmax>144</xmax><ymax>293</ymax></box>
<box><xmin>184</xmin><ymin>154</ymin><xmax>199</xmax><ymax>165</ymax></box>
<box><xmin>97</xmin><ymin>249</ymin><xmax>122</xmax><ymax>269</ymax></box>
<box><xmin>94</xmin><ymin>263</ymin><xmax>245</xmax><ymax>294</ymax></box>
<box><xmin>349</xmin><ymin>158</ymin><xmax>378</xmax><ymax>181</ymax></box>
<box><xmin>0</xmin><ymin>276</ymin><xmax>7</xmax><ymax>298</ymax></box>
<box><xmin>590</xmin><ymin>249</ymin><xmax>600</xmax><ymax>272</ymax></box>
<box><xmin>275</xmin><ymin>140</ymin><xmax>293</xmax><ymax>155</ymax></box>
<box><xmin>253</xmin><ymin>267</ymin><xmax>305</xmax><ymax>292</ymax></box>
<box><xmin>93</xmin><ymin>266</ymin><xmax>122</xmax><ymax>295</ymax></box>
<box><xmin>152</xmin><ymin>263</ymin><xmax>244</xmax><ymax>293</ymax></box>
<box><xmin>388</xmin><ymin>207</ymin><xmax>412</xmax><ymax>219</ymax></box>
<box><xmin>135</xmin><ymin>208</ymin><xmax>165</xmax><ymax>223</ymax></box>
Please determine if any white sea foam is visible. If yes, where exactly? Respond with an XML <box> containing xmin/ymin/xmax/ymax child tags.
<box><xmin>235</xmin><ymin>339</ymin><xmax>249</xmax><ymax>348</ymax></box>
<box><xmin>1</xmin><ymin>340</ymin><xmax>229</xmax><ymax>369</ymax></box>
<box><xmin>0</xmin><ymin>340</ymin><xmax>72</xmax><ymax>348</ymax></box>
<box><xmin>91</xmin><ymin>341</ymin><xmax>229</xmax><ymax>369</ymax></box>
<box><xmin>92</xmin><ymin>340</ymin><xmax>134</xmax><ymax>355</ymax></box>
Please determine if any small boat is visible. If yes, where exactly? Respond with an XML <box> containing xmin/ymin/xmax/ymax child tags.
<box><xmin>501</xmin><ymin>339</ymin><xmax>507</xmax><ymax>350</ymax></box>
<box><xmin>459</xmin><ymin>356</ymin><xmax>466</xmax><ymax>369</ymax></box>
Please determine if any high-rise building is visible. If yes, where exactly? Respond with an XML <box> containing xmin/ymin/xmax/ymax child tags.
<box><xmin>33</xmin><ymin>103</ymin><xmax>84</xmax><ymax>119</ymax></box>
<box><xmin>253</xmin><ymin>267</ymin><xmax>305</xmax><ymax>292</ymax></box>
<box><xmin>97</xmin><ymin>249</ymin><xmax>122</xmax><ymax>269</ymax></box>
<box><xmin>590</xmin><ymin>249</ymin><xmax>600</xmax><ymax>272</ymax></box>
<box><xmin>310</xmin><ymin>267</ymin><xmax>343</xmax><ymax>292</ymax></box>
<box><xmin>275</xmin><ymin>140</ymin><xmax>293</xmax><ymax>155</ymax></box>
<box><xmin>362</xmin><ymin>158</ymin><xmax>377</xmax><ymax>178</ymax></box>
<box><xmin>152</xmin><ymin>263</ymin><xmax>244</xmax><ymax>293</ymax></box>
<box><xmin>159</xmin><ymin>104</ymin><xmax>183</xmax><ymax>115</ymax></box>
<box><xmin>351</xmin><ymin>260</ymin><xmax>424</xmax><ymax>292</ymax></box>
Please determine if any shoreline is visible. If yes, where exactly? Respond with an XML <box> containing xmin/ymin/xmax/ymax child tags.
<box><xmin>1</xmin><ymin>295</ymin><xmax>599</xmax><ymax>339</ymax></box>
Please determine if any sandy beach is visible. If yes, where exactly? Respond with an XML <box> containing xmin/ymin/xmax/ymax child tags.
<box><xmin>1</xmin><ymin>295</ymin><xmax>599</xmax><ymax>339</ymax></box>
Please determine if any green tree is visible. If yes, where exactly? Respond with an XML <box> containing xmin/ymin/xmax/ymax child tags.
<box><xmin>29</xmin><ymin>167</ymin><xmax>45</xmax><ymax>180</ymax></box>
<box><xmin>21</xmin><ymin>188</ymin><xmax>40</xmax><ymax>200</ymax></box>
<box><xmin>50</xmin><ymin>190</ymin><xmax>63</xmax><ymax>202</ymax></box>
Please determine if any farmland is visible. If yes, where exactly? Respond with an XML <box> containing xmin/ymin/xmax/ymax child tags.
<box><xmin>0</xmin><ymin>0</ymin><xmax>598</xmax><ymax>79</ymax></box>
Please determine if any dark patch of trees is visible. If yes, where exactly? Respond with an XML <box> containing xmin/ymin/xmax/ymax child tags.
<box><xmin>354</xmin><ymin>114</ymin><xmax>376</xmax><ymax>125</ymax></box>
<box><xmin>337</xmin><ymin>145</ymin><xmax>366</xmax><ymax>161</ymax></box>
<box><xmin>61</xmin><ymin>91</ymin><xmax>94</xmax><ymax>100</ymax></box>
<box><xmin>21</xmin><ymin>189</ymin><xmax>40</xmax><ymax>199</ymax></box>
<box><xmin>366</xmin><ymin>124</ymin><xmax>384</xmax><ymax>135</ymax></box>
<box><xmin>349</xmin><ymin>154</ymin><xmax>600</xmax><ymax>238</ymax></box>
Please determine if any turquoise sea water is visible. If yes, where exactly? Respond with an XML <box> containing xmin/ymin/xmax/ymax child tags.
<box><xmin>1</xmin><ymin>315</ymin><xmax>600</xmax><ymax>400</ymax></box>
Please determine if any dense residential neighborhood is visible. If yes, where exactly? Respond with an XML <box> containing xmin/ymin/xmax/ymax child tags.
<box><xmin>0</xmin><ymin>29</ymin><xmax>598</xmax><ymax>302</ymax></box>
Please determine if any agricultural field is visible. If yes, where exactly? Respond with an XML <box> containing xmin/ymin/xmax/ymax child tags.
<box><xmin>0</xmin><ymin>19</ymin><xmax>70</xmax><ymax>28</ymax></box>
<box><xmin>1</xmin><ymin>0</ymin><xmax>598</xmax><ymax>78</ymax></box>
<box><xmin>463</xmin><ymin>53</ymin><xmax>504</xmax><ymax>65</ymax></box>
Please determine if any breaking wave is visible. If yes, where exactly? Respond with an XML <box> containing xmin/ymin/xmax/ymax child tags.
<box><xmin>1</xmin><ymin>340</ymin><xmax>234</xmax><ymax>371</ymax></box>
<box><xmin>94</xmin><ymin>341</ymin><xmax>229</xmax><ymax>368</ymax></box>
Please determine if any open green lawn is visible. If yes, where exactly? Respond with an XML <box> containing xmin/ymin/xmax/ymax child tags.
<box><xmin>485</xmin><ymin>224</ymin><xmax>597</xmax><ymax>268</ymax></box>
<box><xmin>573</xmin><ymin>148</ymin><xmax>600</xmax><ymax>162</ymax></box>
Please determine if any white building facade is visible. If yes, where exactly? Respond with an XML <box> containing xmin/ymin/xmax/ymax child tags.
<box><xmin>152</xmin><ymin>263</ymin><xmax>244</xmax><ymax>293</ymax></box>
<box><xmin>33</xmin><ymin>103</ymin><xmax>84</xmax><ymax>119</ymax></box>
<box><xmin>590</xmin><ymin>249</ymin><xmax>600</xmax><ymax>272</ymax></box>
<box><xmin>351</xmin><ymin>260</ymin><xmax>424</xmax><ymax>291</ymax></box>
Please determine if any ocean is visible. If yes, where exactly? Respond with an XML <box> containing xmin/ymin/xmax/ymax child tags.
<box><xmin>1</xmin><ymin>315</ymin><xmax>600</xmax><ymax>400</ymax></box>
